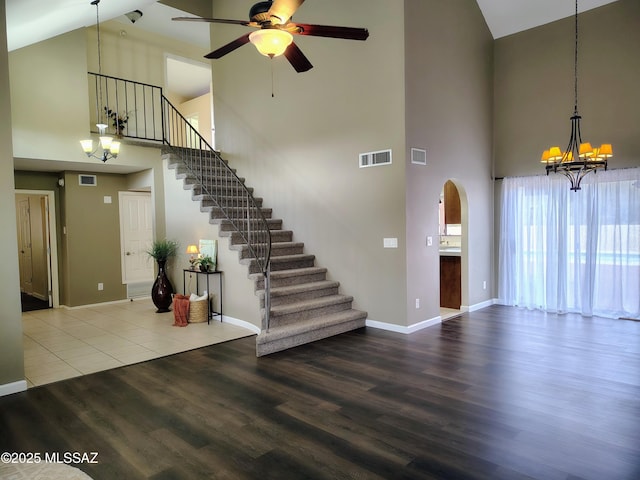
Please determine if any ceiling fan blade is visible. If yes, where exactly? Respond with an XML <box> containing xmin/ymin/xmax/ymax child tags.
<box><xmin>284</xmin><ymin>42</ymin><xmax>313</xmax><ymax>73</ymax></box>
<box><xmin>292</xmin><ymin>23</ymin><xmax>369</xmax><ymax>41</ymax></box>
<box><xmin>204</xmin><ymin>33</ymin><xmax>252</xmax><ymax>59</ymax></box>
<box><xmin>172</xmin><ymin>17</ymin><xmax>258</xmax><ymax>27</ymax></box>
<box><xmin>268</xmin><ymin>0</ymin><xmax>305</xmax><ymax>25</ymax></box>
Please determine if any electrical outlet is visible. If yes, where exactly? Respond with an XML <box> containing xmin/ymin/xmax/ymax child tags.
<box><xmin>98</xmin><ymin>283</ymin><xmax>104</xmax><ymax>291</ymax></box>
<box><xmin>427</xmin><ymin>236</ymin><xmax>433</xmax><ymax>246</ymax></box>
<box><xmin>415</xmin><ymin>298</ymin><xmax>420</xmax><ymax>309</ymax></box>
<box><xmin>483</xmin><ymin>281</ymin><xmax>487</xmax><ymax>290</ymax></box>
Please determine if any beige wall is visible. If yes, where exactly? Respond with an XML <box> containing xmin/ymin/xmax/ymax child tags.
<box><xmin>176</xmin><ymin>93</ymin><xmax>214</xmax><ymax>145</ymax></box>
<box><xmin>404</xmin><ymin>0</ymin><xmax>494</xmax><ymax>323</ymax></box>
<box><xmin>208</xmin><ymin>0</ymin><xmax>407</xmax><ymax>325</ymax></box>
<box><xmin>9</xmin><ymin>29</ymin><xmax>90</xmax><ymax>163</ymax></box>
<box><xmin>494</xmin><ymin>0</ymin><xmax>640</xmax><ymax>178</ymax></box>
<box><xmin>0</xmin><ymin>0</ymin><xmax>25</xmax><ymax>393</ymax></box>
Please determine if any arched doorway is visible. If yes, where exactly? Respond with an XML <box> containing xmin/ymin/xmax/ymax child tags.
<box><xmin>439</xmin><ymin>179</ymin><xmax>467</xmax><ymax>320</ymax></box>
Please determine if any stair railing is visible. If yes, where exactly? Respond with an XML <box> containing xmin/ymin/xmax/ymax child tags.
<box><xmin>161</xmin><ymin>97</ymin><xmax>273</xmax><ymax>331</ymax></box>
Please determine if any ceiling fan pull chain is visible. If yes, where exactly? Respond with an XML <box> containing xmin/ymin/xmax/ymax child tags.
<box><xmin>271</xmin><ymin>59</ymin><xmax>275</xmax><ymax>98</ymax></box>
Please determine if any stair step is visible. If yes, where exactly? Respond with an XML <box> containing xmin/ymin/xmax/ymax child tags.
<box><xmin>267</xmin><ymin>294</ymin><xmax>354</xmax><ymax>327</ymax></box>
<box><xmin>204</xmin><ymin>206</ymin><xmax>273</xmax><ymax>220</ymax></box>
<box><xmin>186</xmin><ymin>182</ymin><xmax>254</xmax><ymax>196</ymax></box>
<box><xmin>233</xmin><ymin>242</ymin><xmax>304</xmax><ymax>260</ymax></box>
<box><xmin>258</xmin><ymin>280</ymin><xmax>340</xmax><ymax>308</ymax></box>
<box><xmin>215</xmin><ymin>218</ymin><xmax>283</xmax><ymax>232</ymax></box>
<box><xmin>251</xmin><ymin>267</ymin><xmax>328</xmax><ymax>289</ymax></box>
<box><xmin>195</xmin><ymin>195</ymin><xmax>264</xmax><ymax>208</ymax></box>
<box><xmin>256</xmin><ymin>309</ymin><xmax>367</xmax><ymax>356</ymax></box>
<box><xmin>229</xmin><ymin>230</ymin><xmax>293</xmax><ymax>245</ymax></box>
<box><xmin>244</xmin><ymin>254</ymin><xmax>315</xmax><ymax>274</ymax></box>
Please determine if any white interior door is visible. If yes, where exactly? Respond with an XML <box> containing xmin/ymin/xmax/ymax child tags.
<box><xmin>17</xmin><ymin>198</ymin><xmax>33</xmax><ymax>295</ymax></box>
<box><xmin>119</xmin><ymin>192</ymin><xmax>154</xmax><ymax>284</ymax></box>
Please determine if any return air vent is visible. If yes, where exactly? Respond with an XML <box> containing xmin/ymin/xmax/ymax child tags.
<box><xmin>78</xmin><ymin>174</ymin><xmax>97</xmax><ymax>186</ymax></box>
<box><xmin>411</xmin><ymin>148</ymin><xmax>427</xmax><ymax>165</ymax></box>
<box><xmin>359</xmin><ymin>149</ymin><xmax>392</xmax><ymax>168</ymax></box>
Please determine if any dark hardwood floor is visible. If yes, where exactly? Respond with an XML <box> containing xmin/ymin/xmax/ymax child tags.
<box><xmin>1</xmin><ymin>305</ymin><xmax>639</xmax><ymax>479</ymax></box>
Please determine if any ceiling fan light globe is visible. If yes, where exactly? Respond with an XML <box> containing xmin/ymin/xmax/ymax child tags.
<box><xmin>249</xmin><ymin>29</ymin><xmax>293</xmax><ymax>57</ymax></box>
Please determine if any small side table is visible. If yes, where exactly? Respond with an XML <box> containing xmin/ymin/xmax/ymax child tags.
<box><xmin>183</xmin><ymin>269</ymin><xmax>223</xmax><ymax>324</ymax></box>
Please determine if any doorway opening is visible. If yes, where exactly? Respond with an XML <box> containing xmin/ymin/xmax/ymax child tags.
<box><xmin>439</xmin><ymin>179</ymin><xmax>467</xmax><ymax>321</ymax></box>
<box><xmin>165</xmin><ymin>54</ymin><xmax>214</xmax><ymax>147</ymax></box>
<box><xmin>15</xmin><ymin>190</ymin><xmax>59</xmax><ymax>312</ymax></box>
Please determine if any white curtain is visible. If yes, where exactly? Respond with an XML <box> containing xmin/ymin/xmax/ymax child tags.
<box><xmin>499</xmin><ymin>168</ymin><xmax>640</xmax><ymax>319</ymax></box>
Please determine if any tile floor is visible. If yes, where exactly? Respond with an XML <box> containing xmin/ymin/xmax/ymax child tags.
<box><xmin>22</xmin><ymin>298</ymin><xmax>255</xmax><ymax>388</ymax></box>
<box><xmin>440</xmin><ymin>307</ymin><xmax>463</xmax><ymax>321</ymax></box>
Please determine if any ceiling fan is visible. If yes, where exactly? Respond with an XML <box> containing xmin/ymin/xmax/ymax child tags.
<box><xmin>172</xmin><ymin>0</ymin><xmax>369</xmax><ymax>73</ymax></box>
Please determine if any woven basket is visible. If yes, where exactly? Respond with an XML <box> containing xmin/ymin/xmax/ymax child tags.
<box><xmin>189</xmin><ymin>297</ymin><xmax>208</xmax><ymax>323</ymax></box>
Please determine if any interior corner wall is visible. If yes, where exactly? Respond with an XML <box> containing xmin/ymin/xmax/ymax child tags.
<box><xmin>210</xmin><ymin>0</ymin><xmax>407</xmax><ymax>325</ymax></box>
<box><xmin>494</xmin><ymin>0</ymin><xmax>640</xmax><ymax>178</ymax></box>
<box><xmin>404</xmin><ymin>0</ymin><xmax>494</xmax><ymax>324</ymax></box>
<box><xmin>0</xmin><ymin>0</ymin><xmax>25</xmax><ymax>392</ymax></box>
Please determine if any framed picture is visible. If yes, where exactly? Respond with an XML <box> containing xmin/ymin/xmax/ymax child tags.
<box><xmin>199</xmin><ymin>239</ymin><xmax>217</xmax><ymax>269</ymax></box>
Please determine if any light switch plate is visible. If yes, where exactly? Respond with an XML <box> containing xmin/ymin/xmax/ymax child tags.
<box><xmin>427</xmin><ymin>236</ymin><xmax>433</xmax><ymax>246</ymax></box>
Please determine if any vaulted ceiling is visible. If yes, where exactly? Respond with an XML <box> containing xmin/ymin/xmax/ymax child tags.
<box><xmin>6</xmin><ymin>0</ymin><xmax>620</xmax><ymax>52</ymax></box>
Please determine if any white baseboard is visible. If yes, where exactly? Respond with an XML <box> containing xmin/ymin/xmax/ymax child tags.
<box><xmin>367</xmin><ymin>316</ymin><xmax>442</xmax><ymax>334</ymax></box>
<box><xmin>0</xmin><ymin>380</ymin><xmax>27</xmax><ymax>397</ymax></box>
<box><xmin>221</xmin><ymin>315</ymin><xmax>261</xmax><ymax>335</ymax></box>
<box><xmin>62</xmin><ymin>298</ymin><xmax>132</xmax><ymax>310</ymax></box>
<box><xmin>467</xmin><ymin>298</ymin><xmax>497</xmax><ymax>312</ymax></box>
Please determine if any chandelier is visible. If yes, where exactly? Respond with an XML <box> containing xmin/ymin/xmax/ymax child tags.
<box><xmin>540</xmin><ymin>0</ymin><xmax>612</xmax><ymax>191</ymax></box>
<box><xmin>80</xmin><ymin>0</ymin><xmax>120</xmax><ymax>162</ymax></box>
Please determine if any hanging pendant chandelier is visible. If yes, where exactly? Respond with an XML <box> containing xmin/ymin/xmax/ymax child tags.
<box><xmin>540</xmin><ymin>0</ymin><xmax>612</xmax><ymax>191</ymax></box>
<box><xmin>80</xmin><ymin>0</ymin><xmax>120</xmax><ymax>163</ymax></box>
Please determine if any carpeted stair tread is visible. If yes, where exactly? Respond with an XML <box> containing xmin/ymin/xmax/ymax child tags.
<box><xmin>229</xmin><ymin>230</ymin><xmax>293</xmax><ymax>245</ymax></box>
<box><xmin>250</xmin><ymin>266</ymin><xmax>328</xmax><ymax>289</ymax></box>
<box><xmin>264</xmin><ymin>280</ymin><xmax>340</xmax><ymax>298</ymax></box>
<box><xmin>233</xmin><ymin>242</ymin><xmax>304</xmax><ymax>259</ymax></box>
<box><xmin>271</xmin><ymin>295</ymin><xmax>353</xmax><ymax>320</ymax></box>
<box><xmin>257</xmin><ymin>280</ymin><xmax>340</xmax><ymax>307</ymax></box>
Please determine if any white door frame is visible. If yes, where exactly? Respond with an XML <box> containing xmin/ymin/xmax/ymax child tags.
<box><xmin>15</xmin><ymin>189</ymin><xmax>60</xmax><ymax>308</ymax></box>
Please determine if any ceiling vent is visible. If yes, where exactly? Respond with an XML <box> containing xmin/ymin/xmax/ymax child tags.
<box><xmin>359</xmin><ymin>149</ymin><xmax>392</xmax><ymax>168</ymax></box>
<box><xmin>78</xmin><ymin>174</ymin><xmax>97</xmax><ymax>186</ymax></box>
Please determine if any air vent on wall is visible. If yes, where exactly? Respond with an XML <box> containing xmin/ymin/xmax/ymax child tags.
<box><xmin>359</xmin><ymin>149</ymin><xmax>392</xmax><ymax>168</ymax></box>
<box><xmin>411</xmin><ymin>148</ymin><xmax>427</xmax><ymax>165</ymax></box>
<box><xmin>78</xmin><ymin>174</ymin><xmax>97</xmax><ymax>186</ymax></box>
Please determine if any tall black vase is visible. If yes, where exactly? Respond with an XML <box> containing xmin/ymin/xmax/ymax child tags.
<box><xmin>151</xmin><ymin>259</ymin><xmax>174</xmax><ymax>313</ymax></box>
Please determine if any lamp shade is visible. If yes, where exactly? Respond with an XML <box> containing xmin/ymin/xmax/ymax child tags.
<box><xmin>597</xmin><ymin>144</ymin><xmax>613</xmax><ymax>158</ymax></box>
<box><xmin>249</xmin><ymin>29</ymin><xmax>293</xmax><ymax>57</ymax></box>
<box><xmin>579</xmin><ymin>142</ymin><xmax>594</xmax><ymax>158</ymax></box>
<box><xmin>541</xmin><ymin>150</ymin><xmax>551</xmax><ymax>163</ymax></box>
<box><xmin>186</xmin><ymin>245</ymin><xmax>199</xmax><ymax>255</ymax></box>
<box><xmin>109</xmin><ymin>141</ymin><xmax>121</xmax><ymax>156</ymax></box>
<box><xmin>100</xmin><ymin>136</ymin><xmax>113</xmax><ymax>149</ymax></box>
<box><xmin>548</xmin><ymin>146</ymin><xmax>563</xmax><ymax>161</ymax></box>
<box><xmin>80</xmin><ymin>139</ymin><xmax>93</xmax><ymax>154</ymax></box>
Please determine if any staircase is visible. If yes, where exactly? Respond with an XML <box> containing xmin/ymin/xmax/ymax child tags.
<box><xmin>165</xmin><ymin>153</ymin><xmax>367</xmax><ymax>356</ymax></box>
<box><xmin>84</xmin><ymin>73</ymin><xmax>366</xmax><ymax>355</ymax></box>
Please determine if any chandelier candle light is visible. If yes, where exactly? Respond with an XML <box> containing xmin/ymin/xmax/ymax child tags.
<box><xmin>540</xmin><ymin>0</ymin><xmax>612</xmax><ymax>191</ymax></box>
<box><xmin>80</xmin><ymin>0</ymin><xmax>121</xmax><ymax>163</ymax></box>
